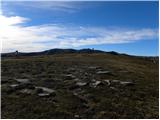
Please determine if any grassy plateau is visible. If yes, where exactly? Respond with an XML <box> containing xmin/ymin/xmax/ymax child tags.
<box><xmin>1</xmin><ymin>53</ymin><xmax>159</xmax><ymax>119</ymax></box>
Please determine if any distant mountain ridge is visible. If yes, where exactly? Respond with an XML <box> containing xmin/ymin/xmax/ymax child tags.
<box><xmin>1</xmin><ymin>48</ymin><xmax>158</xmax><ymax>61</ymax></box>
<box><xmin>1</xmin><ymin>48</ymin><xmax>118</xmax><ymax>57</ymax></box>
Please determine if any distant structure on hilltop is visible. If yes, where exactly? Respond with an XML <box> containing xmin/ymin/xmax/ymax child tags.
<box><xmin>15</xmin><ymin>50</ymin><xmax>19</xmax><ymax>56</ymax></box>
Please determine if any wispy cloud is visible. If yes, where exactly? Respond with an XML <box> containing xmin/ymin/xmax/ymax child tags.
<box><xmin>2</xmin><ymin>1</ymin><xmax>82</xmax><ymax>14</ymax></box>
<box><xmin>1</xmin><ymin>15</ymin><xmax>158</xmax><ymax>53</ymax></box>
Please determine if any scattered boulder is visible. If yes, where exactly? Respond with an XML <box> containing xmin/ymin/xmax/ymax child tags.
<box><xmin>110</xmin><ymin>87</ymin><xmax>117</xmax><ymax>91</ymax></box>
<box><xmin>120</xmin><ymin>81</ymin><xmax>134</xmax><ymax>86</ymax></box>
<box><xmin>15</xmin><ymin>78</ymin><xmax>30</xmax><ymax>84</ymax></box>
<box><xmin>63</xmin><ymin>74</ymin><xmax>75</xmax><ymax>80</ymax></box>
<box><xmin>35</xmin><ymin>86</ymin><xmax>56</xmax><ymax>97</ymax></box>
<box><xmin>90</xmin><ymin>81</ymin><xmax>104</xmax><ymax>88</ymax></box>
<box><xmin>10</xmin><ymin>84</ymin><xmax>21</xmax><ymax>90</ymax></box>
<box><xmin>74</xmin><ymin>114</ymin><xmax>80</xmax><ymax>118</ymax></box>
<box><xmin>19</xmin><ymin>89</ymin><xmax>34</xmax><ymax>95</ymax></box>
<box><xmin>76</xmin><ymin>82</ymin><xmax>88</xmax><ymax>87</ymax></box>
<box><xmin>112</xmin><ymin>80</ymin><xmax>120</xmax><ymax>83</ymax></box>
<box><xmin>67</xmin><ymin>68</ymin><xmax>76</xmax><ymax>72</ymax></box>
<box><xmin>73</xmin><ymin>78</ymin><xmax>79</xmax><ymax>81</ymax></box>
<box><xmin>96</xmin><ymin>71</ymin><xmax>111</xmax><ymax>75</ymax></box>
<box><xmin>35</xmin><ymin>86</ymin><xmax>55</xmax><ymax>93</ymax></box>
<box><xmin>104</xmin><ymin>80</ymin><xmax>111</xmax><ymax>86</ymax></box>
<box><xmin>38</xmin><ymin>93</ymin><xmax>50</xmax><ymax>97</ymax></box>
<box><xmin>88</xmin><ymin>66</ymin><xmax>101</xmax><ymax>70</ymax></box>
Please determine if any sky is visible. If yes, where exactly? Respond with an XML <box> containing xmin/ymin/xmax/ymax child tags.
<box><xmin>0</xmin><ymin>1</ymin><xmax>159</xmax><ymax>56</ymax></box>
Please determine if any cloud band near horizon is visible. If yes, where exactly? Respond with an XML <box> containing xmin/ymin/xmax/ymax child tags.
<box><xmin>0</xmin><ymin>15</ymin><xmax>158</xmax><ymax>53</ymax></box>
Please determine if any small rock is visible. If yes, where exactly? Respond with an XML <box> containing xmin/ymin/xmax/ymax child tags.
<box><xmin>35</xmin><ymin>86</ymin><xmax>55</xmax><ymax>93</ymax></box>
<box><xmin>74</xmin><ymin>114</ymin><xmax>80</xmax><ymax>118</ymax></box>
<box><xmin>91</xmin><ymin>81</ymin><xmax>103</xmax><ymax>88</ymax></box>
<box><xmin>104</xmin><ymin>80</ymin><xmax>110</xmax><ymax>86</ymax></box>
<box><xmin>112</xmin><ymin>80</ymin><xmax>120</xmax><ymax>83</ymax></box>
<box><xmin>64</xmin><ymin>74</ymin><xmax>75</xmax><ymax>80</ymax></box>
<box><xmin>19</xmin><ymin>89</ymin><xmax>34</xmax><ymax>95</ymax></box>
<box><xmin>76</xmin><ymin>82</ymin><xmax>87</xmax><ymax>87</ymax></box>
<box><xmin>73</xmin><ymin>78</ymin><xmax>79</xmax><ymax>81</ymax></box>
<box><xmin>88</xmin><ymin>66</ymin><xmax>101</xmax><ymax>70</ymax></box>
<box><xmin>67</xmin><ymin>68</ymin><xmax>76</xmax><ymax>72</ymax></box>
<box><xmin>96</xmin><ymin>71</ymin><xmax>111</xmax><ymax>75</ymax></box>
<box><xmin>10</xmin><ymin>84</ymin><xmax>19</xmax><ymax>88</ymax></box>
<box><xmin>120</xmin><ymin>81</ymin><xmax>134</xmax><ymax>86</ymax></box>
<box><xmin>38</xmin><ymin>93</ymin><xmax>50</xmax><ymax>97</ymax></box>
<box><xmin>110</xmin><ymin>87</ymin><xmax>117</xmax><ymax>91</ymax></box>
<box><xmin>92</xmin><ymin>79</ymin><xmax>96</xmax><ymax>82</ymax></box>
<box><xmin>15</xmin><ymin>79</ymin><xmax>30</xmax><ymax>84</ymax></box>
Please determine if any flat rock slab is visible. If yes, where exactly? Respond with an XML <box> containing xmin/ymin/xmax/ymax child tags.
<box><xmin>38</xmin><ymin>93</ymin><xmax>50</xmax><ymax>97</ymax></box>
<box><xmin>112</xmin><ymin>80</ymin><xmax>120</xmax><ymax>83</ymax></box>
<box><xmin>110</xmin><ymin>87</ymin><xmax>118</xmax><ymax>91</ymax></box>
<box><xmin>90</xmin><ymin>81</ymin><xmax>103</xmax><ymax>88</ymax></box>
<box><xmin>19</xmin><ymin>89</ymin><xmax>34</xmax><ymax>95</ymax></box>
<box><xmin>35</xmin><ymin>87</ymin><xmax>56</xmax><ymax>97</ymax></box>
<box><xmin>88</xmin><ymin>66</ymin><xmax>101</xmax><ymax>70</ymax></box>
<box><xmin>96</xmin><ymin>71</ymin><xmax>111</xmax><ymax>75</ymax></box>
<box><xmin>63</xmin><ymin>74</ymin><xmax>75</xmax><ymax>80</ymax></box>
<box><xmin>35</xmin><ymin>86</ymin><xmax>55</xmax><ymax>93</ymax></box>
<box><xmin>67</xmin><ymin>68</ymin><xmax>76</xmax><ymax>72</ymax></box>
<box><xmin>74</xmin><ymin>115</ymin><xmax>80</xmax><ymax>118</ymax></box>
<box><xmin>15</xmin><ymin>79</ymin><xmax>30</xmax><ymax>84</ymax></box>
<box><xmin>10</xmin><ymin>84</ymin><xmax>23</xmax><ymax>90</ymax></box>
<box><xmin>76</xmin><ymin>82</ymin><xmax>88</xmax><ymax>87</ymax></box>
<box><xmin>120</xmin><ymin>81</ymin><xmax>134</xmax><ymax>86</ymax></box>
<box><xmin>10</xmin><ymin>84</ymin><xmax>19</xmax><ymax>88</ymax></box>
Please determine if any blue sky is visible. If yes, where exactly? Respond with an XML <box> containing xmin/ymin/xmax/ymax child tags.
<box><xmin>1</xmin><ymin>1</ymin><xmax>159</xmax><ymax>56</ymax></box>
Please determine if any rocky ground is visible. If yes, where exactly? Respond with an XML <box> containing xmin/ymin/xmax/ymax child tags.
<box><xmin>1</xmin><ymin>53</ymin><xmax>159</xmax><ymax>118</ymax></box>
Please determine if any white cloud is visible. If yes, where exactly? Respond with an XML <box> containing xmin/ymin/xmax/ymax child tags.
<box><xmin>2</xmin><ymin>1</ymin><xmax>81</xmax><ymax>14</ymax></box>
<box><xmin>0</xmin><ymin>15</ymin><xmax>158</xmax><ymax>53</ymax></box>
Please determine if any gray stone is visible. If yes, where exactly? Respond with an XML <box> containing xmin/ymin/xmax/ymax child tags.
<box><xmin>19</xmin><ymin>89</ymin><xmax>34</xmax><ymax>95</ymax></box>
<box><xmin>73</xmin><ymin>78</ymin><xmax>79</xmax><ymax>81</ymax></box>
<box><xmin>74</xmin><ymin>114</ymin><xmax>80</xmax><ymax>118</ymax></box>
<box><xmin>88</xmin><ymin>66</ymin><xmax>101</xmax><ymax>70</ymax></box>
<box><xmin>120</xmin><ymin>81</ymin><xmax>134</xmax><ymax>86</ymax></box>
<box><xmin>111</xmin><ymin>80</ymin><xmax>120</xmax><ymax>83</ymax></box>
<box><xmin>96</xmin><ymin>71</ymin><xmax>110</xmax><ymax>75</ymax></box>
<box><xmin>104</xmin><ymin>80</ymin><xmax>111</xmax><ymax>86</ymax></box>
<box><xmin>67</xmin><ymin>68</ymin><xmax>76</xmax><ymax>72</ymax></box>
<box><xmin>76</xmin><ymin>82</ymin><xmax>87</xmax><ymax>87</ymax></box>
<box><xmin>110</xmin><ymin>87</ymin><xmax>117</xmax><ymax>91</ymax></box>
<box><xmin>38</xmin><ymin>93</ymin><xmax>50</xmax><ymax>97</ymax></box>
<box><xmin>15</xmin><ymin>78</ymin><xmax>30</xmax><ymax>84</ymax></box>
<box><xmin>35</xmin><ymin>86</ymin><xmax>55</xmax><ymax>93</ymax></box>
<box><xmin>91</xmin><ymin>81</ymin><xmax>103</xmax><ymax>88</ymax></box>
<box><xmin>10</xmin><ymin>84</ymin><xmax>19</xmax><ymax>88</ymax></box>
<box><xmin>64</xmin><ymin>74</ymin><xmax>75</xmax><ymax>80</ymax></box>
